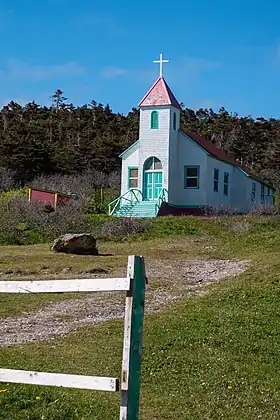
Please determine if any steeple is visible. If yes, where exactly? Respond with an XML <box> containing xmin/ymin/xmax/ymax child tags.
<box><xmin>138</xmin><ymin>53</ymin><xmax>181</xmax><ymax>110</ymax></box>
<box><xmin>138</xmin><ymin>76</ymin><xmax>181</xmax><ymax>110</ymax></box>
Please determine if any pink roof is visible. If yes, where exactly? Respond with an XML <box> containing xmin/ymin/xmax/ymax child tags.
<box><xmin>138</xmin><ymin>76</ymin><xmax>181</xmax><ymax>110</ymax></box>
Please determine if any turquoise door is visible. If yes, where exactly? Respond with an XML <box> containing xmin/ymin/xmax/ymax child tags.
<box><xmin>144</xmin><ymin>172</ymin><xmax>162</xmax><ymax>200</ymax></box>
<box><xmin>154</xmin><ymin>172</ymin><xmax>162</xmax><ymax>199</ymax></box>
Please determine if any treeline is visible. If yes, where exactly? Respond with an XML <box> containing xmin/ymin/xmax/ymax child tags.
<box><xmin>0</xmin><ymin>89</ymin><xmax>279</xmax><ymax>190</ymax></box>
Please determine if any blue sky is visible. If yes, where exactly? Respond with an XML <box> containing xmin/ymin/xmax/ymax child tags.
<box><xmin>1</xmin><ymin>0</ymin><xmax>280</xmax><ymax>118</ymax></box>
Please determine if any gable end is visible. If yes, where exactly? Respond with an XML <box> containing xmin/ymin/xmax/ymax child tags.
<box><xmin>119</xmin><ymin>140</ymin><xmax>139</xmax><ymax>159</ymax></box>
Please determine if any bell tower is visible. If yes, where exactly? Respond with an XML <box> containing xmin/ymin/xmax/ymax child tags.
<box><xmin>137</xmin><ymin>54</ymin><xmax>181</xmax><ymax>199</ymax></box>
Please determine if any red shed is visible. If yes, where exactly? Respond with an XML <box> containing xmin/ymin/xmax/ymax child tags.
<box><xmin>28</xmin><ymin>188</ymin><xmax>72</xmax><ymax>209</ymax></box>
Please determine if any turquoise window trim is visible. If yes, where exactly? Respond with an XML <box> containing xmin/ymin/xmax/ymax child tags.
<box><xmin>173</xmin><ymin>112</ymin><xmax>176</xmax><ymax>130</ymax></box>
<box><xmin>223</xmin><ymin>172</ymin><xmax>229</xmax><ymax>196</ymax></box>
<box><xmin>151</xmin><ymin>111</ymin><xmax>159</xmax><ymax>129</ymax></box>
<box><xmin>184</xmin><ymin>165</ymin><xmax>200</xmax><ymax>189</ymax></box>
<box><xmin>251</xmin><ymin>182</ymin><xmax>256</xmax><ymax>201</ymax></box>
<box><xmin>214</xmin><ymin>168</ymin><xmax>219</xmax><ymax>192</ymax></box>
<box><xmin>261</xmin><ymin>183</ymin><xmax>265</xmax><ymax>204</ymax></box>
<box><xmin>128</xmin><ymin>166</ymin><xmax>138</xmax><ymax>189</ymax></box>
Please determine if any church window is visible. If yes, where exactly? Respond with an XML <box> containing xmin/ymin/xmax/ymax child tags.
<box><xmin>214</xmin><ymin>168</ymin><xmax>219</xmax><ymax>192</ymax></box>
<box><xmin>151</xmin><ymin>111</ymin><xmax>159</xmax><ymax>129</ymax></box>
<box><xmin>251</xmin><ymin>182</ymin><xmax>256</xmax><ymax>201</ymax></box>
<box><xmin>128</xmin><ymin>167</ymin><xmax>138</xmax><ymax>188</ymax></box>
<box><xmin>223</xmin><ymin>172</ymin><xmax>229</xmax><ymax>196</ymax></box>
<box><xmin>144</xmin><ymin>157</ymin><xmax>162</xmax><ymax>170</ymax></box>
<box><xmin>184</xmin><ymin>166</ymin><xmax>200</xmax><ymax>188</ymax></box>
<box><xmin>173</xmin><ymin>112</ymin><xmax>177</xmax><ymax>130</ymax></box>
<box><xmin>261</xmin><ymin>184</ymin><xmax>265</xmax><ymax>204</ymax></box>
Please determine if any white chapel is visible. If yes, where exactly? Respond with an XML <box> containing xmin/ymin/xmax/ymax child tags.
<box><xmin>109</xmin><ymin>54</ymin><xmax>274</xmax><ymax>217</ymax></box>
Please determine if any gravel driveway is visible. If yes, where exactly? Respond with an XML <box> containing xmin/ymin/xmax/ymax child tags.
<box><xmin>0</xmin><ymin>259</ymin><xmax>249</xmax><ymax>347</ymax></box>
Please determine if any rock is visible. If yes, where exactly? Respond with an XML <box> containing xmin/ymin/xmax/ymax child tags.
<box><xmin>51</xmin><ymin>233</ymin><xmax>98</xmax><ymax>255</ymax></box>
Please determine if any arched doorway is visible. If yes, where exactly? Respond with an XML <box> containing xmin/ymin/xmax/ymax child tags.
<box><xmin>143</xmin><ymin>157</ymin><xmax>163</xmax><ymax>200</ymax></box>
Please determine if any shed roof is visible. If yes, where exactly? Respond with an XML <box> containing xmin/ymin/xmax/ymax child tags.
<box><xmin>30</xmin><ymin>187</ymin><xmax>73</xmax><ymax>197</ymax></box>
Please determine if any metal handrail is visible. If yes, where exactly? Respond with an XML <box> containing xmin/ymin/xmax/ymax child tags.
<box><xmin>155</xmin><ymin>188</ymin><xmax>168</xmax><ymax>215</ymax></box>
<box><xmin>108</xmin><ymin>189</ymin><xmax>142</xmax><ymax>216</ymax></box>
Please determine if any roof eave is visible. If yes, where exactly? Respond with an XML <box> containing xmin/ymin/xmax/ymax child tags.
<box><xmin>119</xmin><ymin>140</ymin><xmax>139</xmax><ymax>158</ymax></box>
<box><xmin>138</xmin><ymin>77</ymin><xmax>161</xmax><ymax>107</ymax></box>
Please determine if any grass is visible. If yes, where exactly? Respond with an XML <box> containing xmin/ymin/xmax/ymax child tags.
<box><xmin>1</xmin><ymin>215</ymin><xmax>280</xmax><ymax>419</ymax></box>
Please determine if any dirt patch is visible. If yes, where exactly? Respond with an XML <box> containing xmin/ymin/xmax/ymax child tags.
<box><xmin>0</xmin><ymin>259</ymin><xmax>250</xmax><ymax>347</ymax></box>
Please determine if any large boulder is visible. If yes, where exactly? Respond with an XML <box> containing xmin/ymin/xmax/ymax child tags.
<box><xmin>51</xmin><ymin>233</ymin><xmax>98</xmax><ymax>255</ymax></box>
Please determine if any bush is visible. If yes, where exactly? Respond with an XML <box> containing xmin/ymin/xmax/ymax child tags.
<box><xmin>30</xmin><ymin>172</ymin><xmax>120</xmax><ymax>215</ymax></box>
<box><xmin>94</xmin><ymin>217</ymin><xmax>152</xmax><ymax>240</ymax></box>
<box><xmin>0</xmin><ymin>197</ymin><xmax>92</xmax><ymax>245</ymax></box>
<box><xmin>249</xmin><ymin>204</ymin><xmax>280</xmax><ymax>215</ymax></box>
<box><xmin>205</xmin><ymin>205</ymin><xmax>242</xmax><ymax>216</ymax></box>
<box><xmin>0</xmin><ymin>187</ymin><xmax>29</xmax><ymax>200</ymax></box>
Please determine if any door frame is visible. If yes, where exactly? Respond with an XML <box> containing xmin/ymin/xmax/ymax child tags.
<box><xmin>142</xmin><ymin>157</ymin><xmax>163</xmax><ymax>201</ymax></box>
<box><xmin>143</xmin><ymin>170</ymin><xmax>163</xmax><ymax>201</ymax></box>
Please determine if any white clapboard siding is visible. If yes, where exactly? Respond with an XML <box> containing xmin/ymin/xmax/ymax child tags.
<box><xmin>0</xmin><ymin>369</ymin><xmax>119</xmax><ymax>392</ymax></box>
<box><xmin>0</xmin><ymin>278</ymin><xmax>130</xmax><ymax>294</ymax></box>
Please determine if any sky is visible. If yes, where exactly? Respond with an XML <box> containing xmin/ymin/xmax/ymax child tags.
<box><xmin>1</xmin><ymin>0</ymin><xmax>280</xmax><ymax>118</ymax></box>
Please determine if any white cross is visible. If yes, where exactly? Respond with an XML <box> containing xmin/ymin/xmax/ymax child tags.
<box><xmin>153</xmin><ymin>53</ymin><xmax>169</xmax><ymax>77</ymax></box>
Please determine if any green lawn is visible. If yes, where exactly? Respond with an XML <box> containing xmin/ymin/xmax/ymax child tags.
<box><xmin>1</xmin><ymin>215</ymin><xmax>280</xmax><ymax>419</ymax></box>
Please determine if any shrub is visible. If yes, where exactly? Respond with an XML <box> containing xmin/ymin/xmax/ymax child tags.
<box><xmin>0</xmin><ymin>197</ymin><xmax>92</xmax><ymax>245</ymax></box>
<box><xmin>30</xmin><ymin>173</ymin><xmax>119</xmax><ymax>215</ymax></box>
<box><xmin>0</xmin><ymin>166</ymin><xmax>17</xmax><ymax>192</ymax></box>
<box><xmin>0</xmin><ymin>187</ymin><xmax>29</xmax><ymax>200</ymax></box>
<box><xmin>94</xmin><ymin>217</ymin><xmax>152</xmax><ymax>240</ymax></box>
<box><xmin>249</xmin><ymin>204</ymin><xmax>280</xmax><ymax>215</ymax></box>
<box><xmin>205</xmin><ymin>205</ymin><xmax>242</xmax><ymax>216</ymax></box>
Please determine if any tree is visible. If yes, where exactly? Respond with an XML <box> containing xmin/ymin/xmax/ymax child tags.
<box><xmin>49</xmin><ymin>89</ymin><xmax>68</xmax><ymax>110</ymax></box>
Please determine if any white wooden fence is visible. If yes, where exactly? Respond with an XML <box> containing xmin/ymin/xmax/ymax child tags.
<box><xmin>0</xmin><ymin>255</ymin><xmax>146</xmax><ymax>420</ymax></box>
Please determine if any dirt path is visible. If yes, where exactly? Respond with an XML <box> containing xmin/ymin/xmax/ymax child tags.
<box><xmin>0</xmin><ymin>259</ymin><xmax>250</xmax><ymax>347</ymax></box>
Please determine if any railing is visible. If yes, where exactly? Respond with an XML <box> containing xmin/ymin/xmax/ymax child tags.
<box><xmin>0</xmin><ymin>256</ymin><xmax>147</xmax><ymax>420</ymax></box>
<box><xmin>155</xmin><ymin>188</ymin><xmax>168</xmax><ymax>215</ymax></box>
<box><xmin>108</xmin><ymin>189</ymin><xmax>142</xmax><ymax>216</ymax></box>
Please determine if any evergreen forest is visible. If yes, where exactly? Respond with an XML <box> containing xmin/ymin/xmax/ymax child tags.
<box><xmin>0</xmin><ymin>89</ymin><xmax>279</xmax><ymax>191</ymax></box>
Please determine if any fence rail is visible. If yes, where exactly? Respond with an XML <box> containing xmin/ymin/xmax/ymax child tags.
<box><xmin>0</xmin><ymin>368</ymin><xmax>119</xmax><ymax>392</ymax></box>
<box><xmin>0</xmin><ymin>255</ymin><xmax>146</xmax><ymax>420</ymax></box>
<box><xmin>0</xmin><ymin>277</ymin><xmax>130</xmax><ymax>294</ymax></box>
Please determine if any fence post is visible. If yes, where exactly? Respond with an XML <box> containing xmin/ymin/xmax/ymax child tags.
<box><xmin>119</xmin><ymin>255</ymin><xmax>146</xmax><ymax>420</ymax></box>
